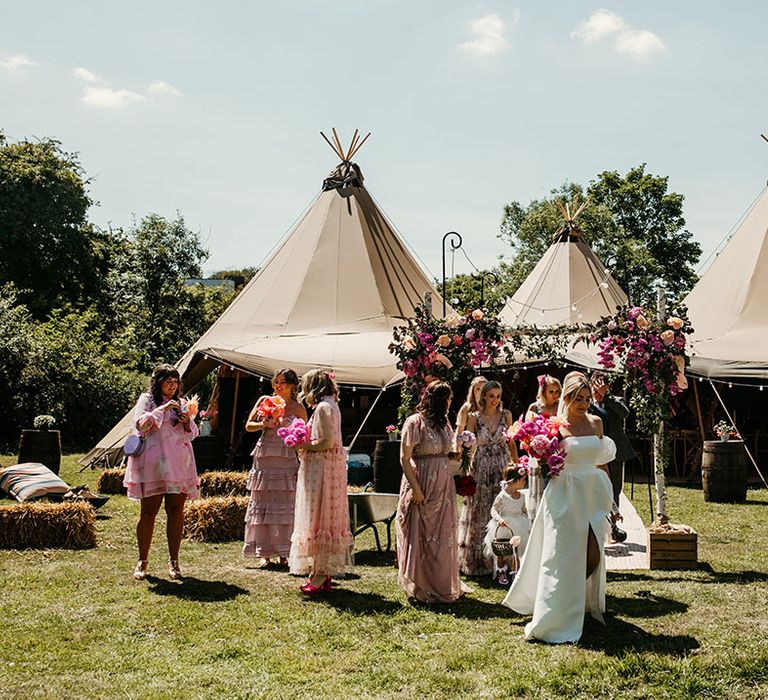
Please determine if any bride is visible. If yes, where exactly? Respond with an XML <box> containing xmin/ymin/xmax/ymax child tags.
<box><xmin>503</xmin><ymin>373</ymin><xmax>615</xmax><ymax>643</ymax></box>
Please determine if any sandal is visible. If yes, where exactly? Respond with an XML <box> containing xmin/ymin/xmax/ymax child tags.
<box><xmin>168</xmin><ymin>560</ymin><xmax>183</xmax><ymax>580</ymax></box>
<box><xmin>133</xmin><ymin>560</ymin><xmax>148</xmax><ymax>581</ymax></box>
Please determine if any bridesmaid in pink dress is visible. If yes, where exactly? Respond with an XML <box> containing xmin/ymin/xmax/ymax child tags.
<box><xmin>243</xmin><ymin>368</ymin><xmax>307</xmax><ymax>568</ymax></box>
<box><xmin>397</xmin><ymin>381</ymin><xmax>468</xmax><ymax>603</ymax></box>
<box><xmin>289</xmin><ymin>369</ymin><xmax>353</xmax><ymax>594</ymax></box>
<box><xmin>124</xmin><ymin>364</ymin><xmax>199</xmax><ymax>581</ymax></box>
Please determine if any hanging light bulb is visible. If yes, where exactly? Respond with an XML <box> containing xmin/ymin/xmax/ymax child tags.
<box><xmin>760</xmin><ymin>386</ymin><xmax>764</xmax><ymax>391</ymax></box>
<box><xmin>729</xmin><ymin>382</ymin><xmax>733</xmax><ymax>388</ymax></box>
<box><xmin>601</xmin><ymin>282</ymin><xmax>609</xmax><ymax>288</ymax></box>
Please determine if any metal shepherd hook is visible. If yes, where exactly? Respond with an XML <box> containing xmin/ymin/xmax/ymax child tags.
<box><xmin>441</xmin><ymin>231</ymin><xmax>462</xmax><ymax>317</ymax></box>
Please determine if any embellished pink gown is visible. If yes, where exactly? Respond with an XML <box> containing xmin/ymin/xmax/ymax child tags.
<box><xmin>123</xmin><ymin>393</ymin><xmax>199</xmax><ymax>500</ymax></box>
<box><xmin>289</xmin><ymin>396</ymin><xmax>353</xmax><ymax>577</ymax></box>
<box><xmin>243</xmin><ymin>403</ymin><xmax>302</xmax><ymax>560</ymax></box>
<box><xmin>457</xmin><ymin>412</ymin><xmax>510</xmax><ymax>575</ymax></box>
<box><xmin>396</xmin><ymin>413</ymin><xmax>466</xmax><ymax>603</ymax></box>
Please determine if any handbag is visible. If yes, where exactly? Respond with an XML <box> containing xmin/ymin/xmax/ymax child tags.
<box><xmin>123</xmin><ymin>434</ymin><xmax>146</xmax><ymax>457</ymax></box>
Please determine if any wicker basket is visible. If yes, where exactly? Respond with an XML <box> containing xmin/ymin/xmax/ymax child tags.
<box><xmin>491</xmin><ymin>523</ymin><xmax>520</xmax><ymax>557</ymax></box>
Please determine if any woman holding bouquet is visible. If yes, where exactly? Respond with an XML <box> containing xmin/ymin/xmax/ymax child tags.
<box><xmin>124</xmin><ymin>364</ymin><xmax>199</xmax><ymax>581</ymax></box>
<box><xmin>243</xmin><ymin>368</ymin><xmax>307</xmax><ymax>568</ymax></box>
<box><xmin>457</xmin><ymin>380</ymin><xmax>515</xmax><ymax>576</ymax></box>
<box><xmin>396</xmin><ymin>381</ymin><xmax>468</xmax><ymax>603</ymax></box>
<box><xmin>503</xmin><ymin>374</ymin><xmax>615</xmax><ymax>644</ymax></box>
<box><xmin>289</xmin><ymin>369</ymin><xmax>353</xmax><ymax>593</ymax></box>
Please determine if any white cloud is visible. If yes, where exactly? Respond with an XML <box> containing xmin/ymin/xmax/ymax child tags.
<box><xmin>73</xmin><ymin>66</ymin><xmax>102</xmax><ymax>83</ymax></box>
<box><xmin>571</xmin><ymin>9</ymin><xmax>625</xmax><ymax>44</ymax></box>
<box><xmin>0</xmin><ymin>54</ymin><xmax>36</xmax><ymax>72</ymax></box>
<box><xmin>459</xmin><ymin>14</ymin><xmax>512</xmax><ymax>56</ymax></box>
<box><xmin>81</xmin><ymin>86</ymin><xmax>146</xmax><ymax>109</ymax></box>
<box><xmin>147</xmin><ymin>79</ymin><xmax>182</xmax><ymax>97</ymax></box>
<box><xmin>614</xmin><ymin>29</ymin><xmax>666</xmax><ymax>59</ymax></box>
<box><xmin>572</xmin><ymin>9</ymin><xmax>665</xmax><ymax>59</ymax></box>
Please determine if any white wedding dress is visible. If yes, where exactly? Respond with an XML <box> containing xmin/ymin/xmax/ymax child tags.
<box><xmin>502</xmin><ymin>435</ymin><xmax>616</xmax><ymax>643</ymax></box>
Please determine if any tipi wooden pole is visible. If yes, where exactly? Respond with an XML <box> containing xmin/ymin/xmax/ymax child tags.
<box><xmin>229</xmin><ymin>370</ymin><xmax>241</xmax><ymax>446</ymax></box>
<box><xmin>348</xmin><ymin>132</ymin><xmax>371</xmax><ymax>159</ymax></box>
<box><xmin>320</xmin><ymin>131</ymin><xmax>341</xmax><ymax>158</ymax></box>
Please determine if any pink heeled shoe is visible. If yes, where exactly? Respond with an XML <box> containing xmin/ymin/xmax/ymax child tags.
<box><xmin>300</xmin><ymin>580</ymin><xmax>323</xmax><ymax>595</ymax></box>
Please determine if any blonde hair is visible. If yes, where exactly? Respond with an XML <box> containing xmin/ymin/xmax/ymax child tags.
<box><xmin>478</xmin><ymin>380</ymin><xmax>503</xmax><ymax>413</ymax></box>
<box><xmin>536</xmin><ymin>375</ymin><xmax>562</xmax><ymax>406</ymax></box>
<box><xmin>558</xmin><ymin>375</ymin><xmax>592</xmax><ymax>417</ymax></box>
<box><xmin>463</xmin><ymin>376</ymin><xmax>488</xmax><ymax>413</ymax></box>
<box><xmin>300</xmin><ymin>368</ymin><xmax>339</xmax><ymax>406</ymax></box>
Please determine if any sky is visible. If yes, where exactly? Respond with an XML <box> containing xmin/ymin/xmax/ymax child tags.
<box><xmin>2</xmin><ymin>1</ymin><xmax>767</xmax><ymax>282</ymax></box>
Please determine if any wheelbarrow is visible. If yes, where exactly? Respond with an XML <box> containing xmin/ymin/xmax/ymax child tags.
<box><xmin>347</xmin><ymin>491</ymin><xmax>399</xmax><ymax>552</ymax></box>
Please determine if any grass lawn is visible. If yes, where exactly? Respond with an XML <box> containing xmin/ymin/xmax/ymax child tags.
<box><xmin>1</xmin><ymin>454</ymin><xmax>767</xmax><ymax>699</ymax></box>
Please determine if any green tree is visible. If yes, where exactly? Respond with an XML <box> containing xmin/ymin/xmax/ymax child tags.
<box><xmin>209</xmin><ymin>267</ymin><xmax>258</xmax><ymax>291</ymax></box>
<box><xmin>438</xmin><ymin>272</ymin><xmax>507</xmax><ymax>315</ymax></box>
<box><xmin>0</xmin><ymin>133</ymin><xmax>103</xmax><ymax>317</ymax></box>
<box><xmin>106</xmin><ymin>213</ymin><xmax>235</xmax><ymax>370</ymax></box>
<box><xmin>497</xmin><ymin>166</ymin><xmax>701</xmax><ymax>305</ymax></box>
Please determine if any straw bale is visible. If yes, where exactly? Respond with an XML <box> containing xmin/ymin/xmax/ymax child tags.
<box><xmin>184</xmin><ymin>496</ymin><xmax>248</xmax><ymax>542</ymax></box>
<box><xmin>96</xmin><ymin>468</ymin><xmax>127</xmax><ymax>495</ymax></box>
<box><xmin>0</xmin><ymin>501</ymin><xmax>97</xmax><ymax>549</ymax></box>
<box><xmin>199</xmin><ymin>471</ymin><xmax>249</xmax><ymax>498</ymax></box>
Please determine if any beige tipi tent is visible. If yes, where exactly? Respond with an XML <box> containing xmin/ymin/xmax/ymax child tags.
<box><xmin>497</xmin><ymin>200</ymin><xmax>628</xmax><ymax>366</ymax></box>
<box><xmin>685</xmin><ymin>185</ymin><xmax>768</xmax><ymax>378</ymax></box>
<box><xmin>499</xmin><ymin>201</ymin><xmax>627</xmax><ymax>328</ymax></box>
<box><xmin>81</xmin><ymin>133</ymin><xmax>447</xmax><ymax>465</ymax></box>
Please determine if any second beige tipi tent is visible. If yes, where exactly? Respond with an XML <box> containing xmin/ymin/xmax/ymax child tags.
<box><xmin>497</xmin><ymin>200</ymin><xmax>628</xmax><ymax>366</ymax></box>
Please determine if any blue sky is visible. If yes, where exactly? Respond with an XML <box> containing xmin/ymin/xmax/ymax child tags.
<box><xmin>2</xmin><ymin>1</ymin><xmax>767</xmax><ymax>282</ymax></box>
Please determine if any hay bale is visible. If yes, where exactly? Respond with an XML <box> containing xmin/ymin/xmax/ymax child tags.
<box><xmin>199</xmin><ymin>471</ymin><xmax>249</xmax><ymax>498</ymax></box>
<box><xmin>96</xmin><ymin>468</ymin><xmax>127</xmax><ymax>495</ymax></box>
<box><xmin>0</xmin><ymin>501</ymin><xmax>97</xmax><ymax>549</ymax></box>
<box><xmin>184</xmin><ymin>496</ymin><xmax>248</xmax><ymax>542</ymax></box>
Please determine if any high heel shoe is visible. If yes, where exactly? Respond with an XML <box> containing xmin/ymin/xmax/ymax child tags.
<box><xmin>168</xmin><ymin>560</ymin><xmax>183</xmax><ymax>580</ymax></box>
<box><xmin>299</xmin><ymin>580</ymin><xmax>323</xmax><ymax>595</ymax></box>
<box><xmin>133</xmin><ymin>560</ymin><xmax>148</xmax><ymax>580</ymax></box>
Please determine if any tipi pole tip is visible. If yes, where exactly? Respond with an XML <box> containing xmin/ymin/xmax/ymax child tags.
<box><xmin>762</xmin><ymin>133</ymin><xmax>768</xmax><ymax>143</ymax></box>
<box><xmin>320</xmin><ymin>130</ymin><xmax>343</xmax><ymax>159</ymax></box>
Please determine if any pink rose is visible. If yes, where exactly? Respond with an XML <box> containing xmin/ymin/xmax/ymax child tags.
<box><xmin>660</xmin><ymin>330</ymin><xmax>675</xmax><ymax>346</ymax></box>
<box><xmin>465</xmin><ymin>328</ymin><xmax>477</xmax><ymax>340</ymax></box>
<box><xmin>453</xmin><ymin>334</ymin><xmax>463</xmax><ymax>346</ymax></box>
<box><xmin>675</xmin><ymin>355</ymin><xmax>688</xmax><ymax>389</ymax></box>
<box><xmin>529</xmin><ymin>434</ymin><xmax>551</xmax><ymax>456</ymax></box>
<box><xmin>471</xmin><ymin>309</ymin><xmax>484</xmax><ymax>320</ymax></box>
<box><xmin>667</xmin><ymin>316</ymin><xmax>684</xmax><ymax>330</ymax></box>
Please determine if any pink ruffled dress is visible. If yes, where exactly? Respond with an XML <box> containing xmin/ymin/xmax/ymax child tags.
<box><xmin>289</xmin><ymin>396</ymin><xmax>353</xmax><ymax>577</ymax></box>
<box><xmin>243</xmin><ymin>404</ymin><xmax>302</xmax><ymax>559</ymax></box>
<box><xmin>396</xmin><ymin>413</ymin><xmax>467</xmax><ymax>603</ymax></box>
<box><xmin>123</xmin><ymin>393</ymin><xmax>199</xmax><ymax>500</ymax></box>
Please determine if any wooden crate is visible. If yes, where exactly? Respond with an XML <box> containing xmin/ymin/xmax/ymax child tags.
<box><xmin>649</xmin><ymin>530</ymin><xmax>698</xmax><ymax>570</ymax></box>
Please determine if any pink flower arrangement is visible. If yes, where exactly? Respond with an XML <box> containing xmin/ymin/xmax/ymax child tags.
<box><xmin>456</xmin><ymin>430</ymin><xmax>477</xmax><ymax>475</ymax></box>
<box><xmin>277</xmin><ymin>418</ymin><xmax>310</xmax><ymax>447</ymax></box>
<box><xmin>258</xmin><ymin>395</ymin><xmax>286</xmax><ymax>421</ymax></box>
<box><xmin>506</xmin><ymin>414</ymin><xmax>568</xmax><ymax>479</ymax></box>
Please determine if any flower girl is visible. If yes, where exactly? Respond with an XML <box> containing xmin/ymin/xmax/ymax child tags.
<box><xmin>483</xmin><ymin>464</ymin><xmax>530</xmax><ymax>585</ymax></box>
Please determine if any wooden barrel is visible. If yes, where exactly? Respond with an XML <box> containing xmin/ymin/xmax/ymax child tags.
<box><xmin>373</xmin><ymin>439</ymin><xmax>403</xmax><ymax>494</ymax></box>
<box><xmin>701</xmin><ymin>440</ymin><xmax>747</xmax><ymax>503</ymax></box>
<box><xmin>18</xmin><ymin>430</ymin><xmax>62</xmax><ymax>475</ymax></box>
<box><xmin>193</xmin><ymin>436</ymin><xmax>226</xmax><ymax>474</ymax></box>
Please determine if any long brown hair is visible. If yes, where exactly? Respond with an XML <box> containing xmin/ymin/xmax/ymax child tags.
<box><xmin>417</xmin><ymin>381</ymin><xmax>452</xmax><ymax>430</ymax></box>
<box><xmin>273</xmin><ymin>368</ymin><xmax>300</xmax><ymax>399</ymax></box>
<box><xmin>148</xmin><ymin>364</ymin><xmax>181</xmax><ymax>407</ymax></box>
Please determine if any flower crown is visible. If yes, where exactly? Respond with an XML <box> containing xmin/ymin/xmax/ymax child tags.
<box><xmin>537</xmin><ymin>374</ymin><xmax>550</xmax><ymax>389</ymax></box>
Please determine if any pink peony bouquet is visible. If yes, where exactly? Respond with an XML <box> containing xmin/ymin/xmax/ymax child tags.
<box><xmin>277</xmin><ymin>418</ymin><xmax>310</xmax><ymax>447</ymax></box>
<box><xmin>506</xmin><ymin>413</ymin><xmax>568</xmax><ymax>479</ymax></box>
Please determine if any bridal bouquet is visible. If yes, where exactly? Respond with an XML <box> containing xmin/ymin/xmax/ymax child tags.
<box><xmin>454</xmin><ymin>430</ymin><xmax>478</xmax><ymax>496</ymax></box>
<box><xmin>277</xmin><ymin>418</ymin><xmax>310</xmax><ymax>447</ymax></box>
<box><xmin>506</xmin><ymin>413</ymin><xmax>568</xmax><ymax>478</ymax></box>
<box><xmin>258</xmin><ymin>395</ymin><xmax>286</xmax><ymax>422</ymax></box>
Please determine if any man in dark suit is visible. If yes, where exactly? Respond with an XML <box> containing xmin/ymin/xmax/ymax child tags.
<box><xmin>589</xmin><ymin>372</ymin><xmax>637</xmax><ymax>542</ymax></box>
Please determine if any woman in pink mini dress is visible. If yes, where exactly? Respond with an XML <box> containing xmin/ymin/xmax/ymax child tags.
<box><xmin>124</xmin><ymin>364</ymin><xmax>199</xmax><ymax>581</ymax></box>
